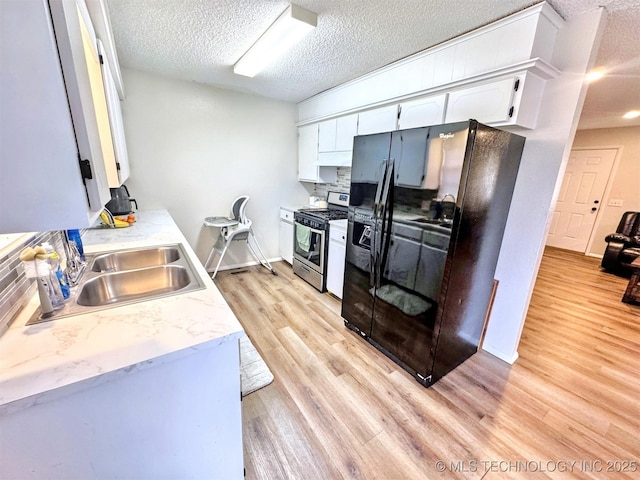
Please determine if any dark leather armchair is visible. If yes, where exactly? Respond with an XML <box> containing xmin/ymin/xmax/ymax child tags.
<box><xmin>601</xmin><ymin>211</ymin><xmax>640</xmax><ymax>274</ymax></box>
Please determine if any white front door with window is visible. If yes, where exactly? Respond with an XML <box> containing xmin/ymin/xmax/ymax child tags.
<box><xmin>547</xmin><ymin>148</ymin><xmax>617</xmax><ymax>252</ymax></box>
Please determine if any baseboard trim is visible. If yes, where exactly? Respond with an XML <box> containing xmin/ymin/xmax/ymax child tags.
<box><xmin>481</xmin><ymin>344</ymin><xmax>519</xmax><ymax>365</ymax></box>
<box><xmin>206</xmin><ymin>257</ymin><xmax>283</xmax><ymax>273</ymax></box>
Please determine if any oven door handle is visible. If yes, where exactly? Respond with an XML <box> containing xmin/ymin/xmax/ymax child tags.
<box><xmin>311</xmin><ymin>226</ymin><xmax>325</xmax><ymax>236</ymax></box>
<box><xmin>294</xmin><ymin>223</ymin><xmax>325</xmax><ymax>237</ymax></box>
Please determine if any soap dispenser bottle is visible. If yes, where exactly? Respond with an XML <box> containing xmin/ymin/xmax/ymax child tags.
<box><xmin>41</xmin><ymin>242</ymin><xmax>70</xmax><ymax>299</ymax></box>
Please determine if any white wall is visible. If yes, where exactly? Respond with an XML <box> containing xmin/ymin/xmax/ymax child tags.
<box><xmin>120</xmin><ymin>69</ymin><xmax>309</xmax><ymax>269</ymax></box>
<box><xmin>482</xmin><ymin>8</ymin><xmax>606</xmax><ymax>363</ymax></box>
<box><xmin>572</xmin><ymin>126</ymin><xmax>640</xmax><ymax>256</ymax></box>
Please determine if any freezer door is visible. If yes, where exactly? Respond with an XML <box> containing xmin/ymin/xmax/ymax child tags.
<box><xmin>349</xmin><ymin>132</ymin><xmax>391</xmax><ymax>208</ymax></box>
<box><xmin>341</xmin><ymin>133</ymin><xmax>391</xmax><ymax>336</ymax></box>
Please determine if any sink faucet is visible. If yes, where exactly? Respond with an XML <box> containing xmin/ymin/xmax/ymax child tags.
<box><xmin>62</xmin><ymin>231</ymin><xmax>86</xmax><ymax>286</ymax></box>
<box><xmin>440</xmin><ymin>193</ymin><xmax>456</xmax><ymax>221</ymax></box>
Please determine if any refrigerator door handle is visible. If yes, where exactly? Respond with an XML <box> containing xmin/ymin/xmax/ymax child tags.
<box><xmin>370</xmin><ymin>159</ymin><xmax>389</xmax><ymax>287</ymax></box>
<box><xmin>373</xmin><ymin>159</ymin><xmax>388</xmax><ymax>218</ymax></box>
<box><xmin>376</xmin><ymin>159</ymin><xmax>395</xmax><ymax>288</ymax></box>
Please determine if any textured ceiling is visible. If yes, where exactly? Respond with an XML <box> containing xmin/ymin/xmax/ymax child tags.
<box><xmin>107</xmin><ymin>0</ymin><xmax>640</xmax><ymax>130</ymax></box>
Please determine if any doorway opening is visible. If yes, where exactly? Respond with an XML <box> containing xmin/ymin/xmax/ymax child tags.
<box><xmin>546</xmin><ymin>147</ymin><xmax>619</xmax><ymax>254</ymax></box>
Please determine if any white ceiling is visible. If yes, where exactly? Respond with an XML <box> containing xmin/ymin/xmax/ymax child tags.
<box><xmin>106</xmin><ymin>0</ymin><xmax>640</xmax><ymax>130</ymax></box>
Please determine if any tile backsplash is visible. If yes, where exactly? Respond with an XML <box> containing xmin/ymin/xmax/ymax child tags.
<box><xmin>313</xmin><ymin>167</ymin><xmax>351</xmax><ymax>197</ymax></box>
<box><xmin>0</xmin><ymin>231</ymin><xmax>66</xmax><ymax>336</ymax></box>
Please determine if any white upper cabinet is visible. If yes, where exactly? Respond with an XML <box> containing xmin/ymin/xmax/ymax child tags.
<box><xmin>98</xmin><ymin>39</ymin><xmax>130</xmax><ymax>186</ymax></box>
<box><xmin>298</xmin><ymin>124</ymin><xmax>337</xmax><ymax>183</ymax></box>
<box><xmin>85</xmin><ymin>0</ymin><xmax>125</xmax><ymax>99</ymax></box>
<box><xmin>317</xmin><ymin>114</ymin><xmax>358</xmax><ymax>167</ymax></box>
<box><xmin>0</xmin><ymin>0</ymin><xmax>114</xmax><ymax>234</ymax></box>
<box><xmin>295</xmin><ymin>2</ymin><xmax>563</xmax><ymax>183</ymax></box>
<box><xmin>298</xmin><ymin>3</ymin><xmax>562</xmax><ymax>124</ymax></box>
<box><xmin>318</xmin><ymin>119</ymin><xmax>337</xmax><ymax>152</ymax></box>
<box><xmin>398</xmin><ymin>94</ymin><xmax>447</xmax><ymax>129</ymax></box>
<box><xmin>357</xmin><ymin>105</ymin><xmax>399</xmax><ymax>135</ymax></box>
<box><xmin>444</xmin><ymin>73</ymin><xmax>545</xmax><ymax>128</ymax></box>
<box><xmin>298</xmin><ymin>124</ymin><xmax>319</xmax><ymax>181</ymax></box>
<box><xmin>445</xmin><ymin>77</ymin><xmax>518</xmax><ymax>124</ymax></box>
<box><xmin>335</xmin><ymin>115</ymin><xmax>359</xmax><ymax>151</ymax></box>
<box><xmin>76</xmin><ymin>10</ymin><xmax>120</xmax><ymax>189</ymax></box>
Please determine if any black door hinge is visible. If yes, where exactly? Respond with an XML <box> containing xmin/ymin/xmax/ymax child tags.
<box><xmin>514</xmin><ymin>79</ymin><xmax>520</xmax><ymax>91</ymax></box>
<box><xmin>79</xmin><ymin>158</ymin><xmax>93</xmax><ymax>180</ymax></box>
<box><xmin>508</xmin><ymin>106</ymin><xmax>515</xmax><ymax>118</ymax></box>
<box><xmin>116</xmin><ymin>162</ymin><xmax>121</xmax><ymax>171</ymax></box>
<box><xmin>99</xmin><ymin>54</ymin><xmax>104</xmax><ymax>65</ymax></box>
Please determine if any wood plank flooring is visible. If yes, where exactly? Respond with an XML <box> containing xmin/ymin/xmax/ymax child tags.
<box><xmin>215</xmin><ymin>247</ymin><xmax>640</xmax><ymax>479</ymax></box>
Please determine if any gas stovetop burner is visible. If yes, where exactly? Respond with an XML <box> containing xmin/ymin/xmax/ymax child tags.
<box><xmin>297</xmin><ymin>208</ymin><xmax>348</xmax><ymax>222</ymax></box>
<box><xmin>295</xmin><ymin>191</ymin><xmax>350</xmax><ymax>227</ymax></box>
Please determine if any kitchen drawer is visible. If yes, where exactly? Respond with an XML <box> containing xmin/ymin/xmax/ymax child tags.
<box><xmin>280</xmin><ymin>208</ymin><xmax>294</xmax><ymax>222</ymax></box>
<box><xmin>391</xmin><ymin>222</ymin><xmax>423</xmax><ymax>242</ymax></box>
<box><xmin>422</xmin><ymin>230</ymin><xmax>450</xmax><ymax>250</ymax></box>
<box><xmin>329</xmin><ymin>222</ymin><xmax>347</xmax><ymax>243</ymax></box>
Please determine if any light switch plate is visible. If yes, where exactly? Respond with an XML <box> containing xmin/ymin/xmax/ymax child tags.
<box><xmin>608</xmin><ymin>199</ymin><xmax>624</xmax><ymax>207</ymax></box>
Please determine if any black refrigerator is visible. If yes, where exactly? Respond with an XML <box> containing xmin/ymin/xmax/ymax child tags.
<box><xmin>341</xmin><ymin>120</ymin><xmax>525</xmax><ymax>386</ymax></box>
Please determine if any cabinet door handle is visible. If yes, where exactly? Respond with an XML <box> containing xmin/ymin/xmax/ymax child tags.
<box><xmin>79</xmin><ymin>159</ymin><xmax>93</xmax><ymax>179</ymax></box>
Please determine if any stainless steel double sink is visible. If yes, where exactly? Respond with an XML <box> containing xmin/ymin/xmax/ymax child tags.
<box><xmin>27</xmin><ymin>243</ymin><xmax>206</xmax><ymax>325</ymax></box>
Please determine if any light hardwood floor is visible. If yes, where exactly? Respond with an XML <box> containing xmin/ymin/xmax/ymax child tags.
<box><xmin>215</xmin><ymin>247</ymin><xmax>640</xmax><ymax>479</ymax></box>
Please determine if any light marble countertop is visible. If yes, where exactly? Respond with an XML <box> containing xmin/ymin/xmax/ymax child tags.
<box><xmin>0</xmin><ymin>210</ymin><xmax>244</xmax><ymax>409</ymax></box>
<box><xmin>280</xmin><ymin>204</ymin><xmax>315</xmax><ymax>212</ymax></box>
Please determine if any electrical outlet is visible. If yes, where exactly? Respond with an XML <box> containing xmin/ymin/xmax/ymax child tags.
<box><xmin>608</xmin><ymin>199</ymin><xmax>624</xmax><ymax>207</ymax></box>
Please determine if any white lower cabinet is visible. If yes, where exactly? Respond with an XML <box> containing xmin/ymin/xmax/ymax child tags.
<box><xmin>327</xmin><ymin>219</ymin><xmax>347</xmax><ymax>298</ymax></box>
<box><xmin>279</xmin><ymin>207</ymin><xmax>295</xmax><ymax>264</ymax></box>
<box><xmin>1</xmin><ymin>339</ymin><xmax>243</xmax><ymax>479</ymax></box>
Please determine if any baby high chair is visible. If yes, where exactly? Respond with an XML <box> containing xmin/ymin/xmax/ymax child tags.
<box><xmin>203</xmin><ymin>196</ymin><xmax>277</xmax><ymax>279</ymax></box>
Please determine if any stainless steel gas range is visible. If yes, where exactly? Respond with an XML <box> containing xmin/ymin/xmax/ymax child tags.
<box><xmin>293</xmin><ymin>191</ymin><xmax>349</xmax><ymax>292</ymax></box>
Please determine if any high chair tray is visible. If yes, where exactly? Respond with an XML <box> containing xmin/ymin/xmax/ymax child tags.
<box><xmin>204</xmin><ymin>216</ymin><xmax>239</xmax><ymax>227</ymax></box>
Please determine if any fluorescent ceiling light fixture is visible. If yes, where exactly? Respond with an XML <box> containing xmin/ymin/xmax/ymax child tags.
<box><xmin>622</xmin><ymin>110</ymin><xmax>640</xmax><ymax>119</ymax></box>
<box><xmin>233</xmin><ymin>4</ymin><xmax>317</xmax><ymax>77</ymax></box>
<box><xmin>586</xmin><ymin>69</ymin><xmax>605</xmax><ymax>82</ymax></box>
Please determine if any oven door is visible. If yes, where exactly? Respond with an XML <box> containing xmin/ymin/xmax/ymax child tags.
<box><xmin>293</xmin><ymin>221</ymin><xmax>326</xmax><ymax>274</ymax></box>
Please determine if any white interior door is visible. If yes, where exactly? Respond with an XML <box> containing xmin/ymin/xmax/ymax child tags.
<box><xmin>546</xmin><ymin>148</ymin><xmax>617</xmax><ymax>252</ymax></box>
